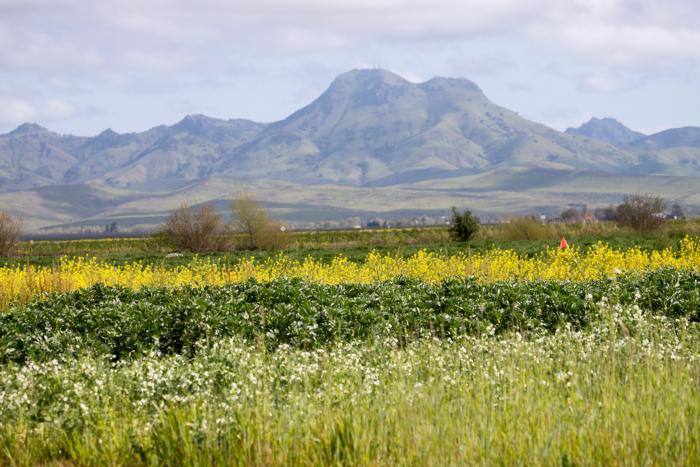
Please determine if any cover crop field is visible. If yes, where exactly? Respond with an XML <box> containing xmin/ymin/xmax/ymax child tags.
<box><xmin>0</xmin><ymin>236</ymin><xmax>699</xmax><ymax>465</ymax></box>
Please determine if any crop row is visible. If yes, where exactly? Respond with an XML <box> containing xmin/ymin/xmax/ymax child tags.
<box><xmin>2</xmin><ymin>237</ymin><xmax>700</xmax><ymax>308</ymax></box>
<box><xmin>2</xmin><ymin>268</ymin><xmax>698</xmax><ymax>363</ymax></box>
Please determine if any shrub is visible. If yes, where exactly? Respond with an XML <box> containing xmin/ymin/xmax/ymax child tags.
<box><xmin>560</xmin><ymin>208</ymin><xmax>581</xmax><ymax>223</ymax></box>
<box><xmin>670</xmin><ymin>203</ymin><xmax>685</xmax><ymax>220</ymax></box>
<box><xmin>232</xmin><ymin>196</ymin><xmax>288</xmax><ymax>250</ymax></box>
<box><xmin>161</xmin><ymin>203</ymin><xmax>232</xmax><ymax>253</ymax></box>
<box><xmin>449</xmin><ymin>207</ymin><xmax>480</xmax><ymax>241</ymax></box>
<box><xmin>616</xmin><ymin>194</ymin><xmax>666</xmax><ymax>233</ymax></box>
<box><xmin>594</xmin><ymin>205</ymin><xmax>618</xmax><ymax>221</ymax></box>
<box><xmin>500</xmin><ymin>216</ymin><xmax>550</xmax><ymax>241</ymax></box>
<box><xmin>0</xmin><ymin>211</ymin><xmax>21</xmax><ymax>257</ymax></box>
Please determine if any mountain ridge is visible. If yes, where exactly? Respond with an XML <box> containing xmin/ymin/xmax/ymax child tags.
<box><xmin>565</xmin><ymin>117</ymin><xmax>646</xmax><ymax>146</ymax></box>
<box><xmin>1</xmin><ymin>68</ymin><xmax>699</xmax><ymax>229</ymax></box>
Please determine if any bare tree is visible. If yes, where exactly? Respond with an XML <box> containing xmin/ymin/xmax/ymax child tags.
<box><xmin>231</xmin><ymin>195</ymin><xmax>288</xmax><ymax>250</ymax></box>
<box><xmin>0</xmin><ymin>211</ymin><xmax>21</xmax><ymax>257</ymax></box>
<box><xmin>560</xmin><ymin>208</ymin><xmax>581</xmax><ymax>223</ymax></box>
<box><xmin>616</xmin><ymin>194</ymin><xmax>666</xmax><ymax>233</ymax></box>
<box><xmin>161</xmin><ymin>203</ymin><xmax>232</xmax><ymax>252</ymax></box>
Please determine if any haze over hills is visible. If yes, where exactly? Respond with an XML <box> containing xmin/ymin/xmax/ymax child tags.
<box><xmin>1</xmin><ymin>69</ymin><xmax>699</xmax><ymax>230</ymax></box>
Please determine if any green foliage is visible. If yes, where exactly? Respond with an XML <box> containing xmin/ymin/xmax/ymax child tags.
<box><xmin>448</xmin><ymin>207</ymin><xmax>479</xmax><ymax>241</ymax></box>
<box><xmin>2</xmin><ymin>269</ymin><xmax>698</xmax><ymax>364</ymax></box>
<box><xmin>1</xmin><ymin>264</ymin><xmax>700</xmax><ymax>464</ymax></box>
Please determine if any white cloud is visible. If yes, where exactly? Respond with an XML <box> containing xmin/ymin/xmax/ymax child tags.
<box><xmin>44</xmin><ymin>99</ymin><xmax>76</xmax><ymax>120</ymax></box>
<box><xmin>577</xmin><ymin>73</ymin><xmax>628</xmax><ymax>93</ymax></box>
<box><xmin>0</xmin><ymin>0</ymin><xmax>698</xmax><ymax>132</ymax></box>
<box><xmin>1</xmin><ymin>0</ymin><xmax>697</xmax><ymax>76</ymax></box>
<box><xmin>0</xmin><ymin>99</ymin><xmax>36</xmax><ymax>126</ymax></box>
<box><xmin>555</xmin><ymin>24</ymin><xmax>700</xmax><ymax>63</ymax></box>
<box><xmin>0</xmin><ymin>97</ymin><xmax>76</xmax><ymax>128</ymax></box>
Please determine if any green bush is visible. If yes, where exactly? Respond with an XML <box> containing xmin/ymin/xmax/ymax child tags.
<box><xmin>449</xmin><ymin>207</ymin><xmax>480</xmax><ymax>241</ymax></box>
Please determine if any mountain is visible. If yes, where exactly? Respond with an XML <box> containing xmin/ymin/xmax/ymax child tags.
<box><xmin>626</xmin><ymin>126</ymin><xmax>700</xmax><ymax>175</ymax></box>
<box><xmin>565</xmin><ymin>117</ymin><xmax>645</xmax><ymax>146</ymax></box>
<box><xmin>215</xmin><ymin>69</ymin><xmax>635</xmax><ymax>186</ymax></box>
<box><xmin>1</xmin><ymin>68</ymin><xmax>699</xmax><ymax>229</ymax></box>
<box><xmin>0</xmin><ymin>124</ymin><xmax>87</xmax><ymax>191</ymax></box>
<box><xmin>0</xmin><ymin>115</ymin><xmax>266</xmax><ymax>192</ymax></box>
<box><xmin>89</xmin><ymin>116</ymin><xmax>266</xmax><ymax>188</ymax></box>
<box><xmin>631</xmin><ymin>127</ymin><xmax>700</xmax><ymax>149</ymax></box>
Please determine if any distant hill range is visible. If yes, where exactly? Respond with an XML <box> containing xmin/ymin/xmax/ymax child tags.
<box><xmin>565</xmin><ymin>117</ymin><xmax>646</xmax><ymax>146</ymax></box>
<box><xmin>1</xmin><ymin>69</ymin><xmax>699</xmax><ymax>231</ymax></box>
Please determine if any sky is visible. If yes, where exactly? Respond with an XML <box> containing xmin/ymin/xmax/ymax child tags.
<box><xmin>0</xmin><ymin>0</ymin><xmax>699</xmax><ymax>136</ymax></box>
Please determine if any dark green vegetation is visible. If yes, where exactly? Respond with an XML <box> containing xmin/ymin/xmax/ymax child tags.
<box><xmin>2</xmin><ymin>268</ymin><xmax>698</xmax><ymax>364</ymax></box>
<box><xmin>449</xmin><ymin>207</ymin><xmax>480</xmax><ymax>241</ymax></box>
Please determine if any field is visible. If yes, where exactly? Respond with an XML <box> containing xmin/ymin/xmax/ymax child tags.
<box><xmin>1</xmin><ymin>226</ymin><xmax>700</xmax><ymax>465</ymax></box>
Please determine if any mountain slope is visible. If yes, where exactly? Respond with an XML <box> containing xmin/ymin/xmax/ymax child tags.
<box><xmin>215</xmin><ymin>69</ymin><xmax>636</xmax><ymax>186</ymax></box>
<box><xmin>0</xmin><ymin>124</ymin><xmax>87</xmax><ymax>191</ymax></box>
<box><xmin>565</xmin><ymin>117</ymin><xmax>645</xmax><ymax>146</ymax></box>
<box><xmin>0</xmin><ymin>116</ymin><xmax>266</xmax><ymax>192</ymax></box>
<box><xmin>94</xmin><ymin>116</ymin><xmax>266</xmax><ymax>188</ymax></box>
<box><xmin>631</xmin><ymin>127</ymin><xmax>700</xmax><ymax>149</ymax></box>
<box><xmin>1</xmin><ymin>68</ymin><xmax>700</xmax><ymax>229</ymax></box>
<box><xmin>627</xmin><ymin>126</ymin><xmax>700</xmax><ymax>175</ymax></box>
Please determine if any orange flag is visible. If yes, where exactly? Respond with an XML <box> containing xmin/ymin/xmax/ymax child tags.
<box><xmin>559</xmin><ymin>237</ymin><xmax>568</xmax><ymax>249</ymax></box>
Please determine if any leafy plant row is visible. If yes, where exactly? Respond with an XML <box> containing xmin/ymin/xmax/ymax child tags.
<box><xmin>1</xmin><ymin>268</ymin><xmax>698</xmax><ymax>363</ymax></box>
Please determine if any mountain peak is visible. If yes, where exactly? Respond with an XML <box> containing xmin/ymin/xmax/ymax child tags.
<box><xmin>180</xmin><ymin>113</ymin><xmax>213</xmax><ymax>122</ymax></box>
<box><xmin>420</xmin><ymin>76</ymin><xmax>483</xmax><ymax>94</ymax></box>
<box><xmin>331</xmin><ymin>68</ymin><xmax>409</xmax><ymax>86</ymax></box>
<box><xmin>566</xmin><ymin>117</ymin><xmax>645</xmax><ymax>146</ymax></box>
<box><xmin>9</xmin><ymin>122</ymin><xmax>49</xmax><ymax>136</ymax></box>
<box><xmin>98</xmin><ymin>128</ymin><xmax>119</xmax><ymax>137</ymax></box>
<box><xmin>171</xmin><ymin>114</ymin><xmax>223</xmax><ymax>134</ymax></box>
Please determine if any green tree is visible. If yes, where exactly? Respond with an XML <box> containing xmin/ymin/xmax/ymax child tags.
<box><xmin>449</xmin><ymin>207</ymin><xmax>480</xmax><ymax>241</ymax></box>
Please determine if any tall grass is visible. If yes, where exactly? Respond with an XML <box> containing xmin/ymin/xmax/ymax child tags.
<box><xmin>477</xmin><ymin>217</ymin><xmax>700</xmax><ymax>242</ymax></box>
<box><xmin>1</xmin><ymin>306</ymin><xmax>698</xmax><ymax>465</ymax></box>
